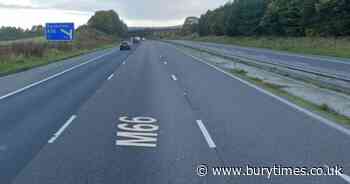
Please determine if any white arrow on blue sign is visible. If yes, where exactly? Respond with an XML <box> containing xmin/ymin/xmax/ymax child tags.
<box><xmin>46</xmin><ymin>23</ymin><xmax>74</xmax><ymax>41</ymax></box>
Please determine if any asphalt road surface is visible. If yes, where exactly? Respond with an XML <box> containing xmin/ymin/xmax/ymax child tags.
<box><xmin>171</xmin><ymin>40</ymin><xmax>350</xmax><ymax>78</ymax></box>
<box><xmin>0</xmin><ymin>41</ymin><xmax>349</xmax><ymax>184</ymax></box>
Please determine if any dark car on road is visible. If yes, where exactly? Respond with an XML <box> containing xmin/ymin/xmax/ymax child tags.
<box><xmin>120</xmin><ymin>41</ymin><xmax>131</xmax><ymax>50</ymax></box>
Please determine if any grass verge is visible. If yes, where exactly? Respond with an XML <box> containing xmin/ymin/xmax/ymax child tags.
<box><xmin>189</xmin><ymin>36</ymin><xmax>350</xmax><ymax>59</ymax></box>
<box><xmin>0</xmin><ymin>37</ymin><xmax>45</xmax><ymax>46</ymax></box>
<box><xmin>0</xmin><ymin>43</ymin><xmax>116</xmax><ymax>77</ymax></box>
<box><xmin>230</xmin><ymin>69</ymin><xmax>350</xmax><ymax>126</ymax></box>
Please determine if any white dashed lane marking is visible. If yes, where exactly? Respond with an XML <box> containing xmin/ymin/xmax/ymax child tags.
<box><xmin>171</xmin><ymin>74</ymin><xmax>178</xmax><ymax>81</ymax></box>
<box><xmin>48</xmin><ymin>115</ymin><xmax>77</xmax><ymax>143</ymax></box>
<box><xmin>107</xmin><ymin>74</ymin><xmax>114</xmax><ymax>80</ymax></box>
<box><xmin>196</xmin><ymin>120</ymin><xmax>216</xmax><ymax>148</ymax></box>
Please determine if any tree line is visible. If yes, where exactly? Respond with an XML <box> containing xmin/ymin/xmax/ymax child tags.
<box><xmin>193</xmin><ymin>0</ymin><xmax>350</xmax><ymax>37</ymax></box>
<box><xmin>0</xmin><ymin>25</ymin><xmax>44</xmax><ymax>41</ymax></box>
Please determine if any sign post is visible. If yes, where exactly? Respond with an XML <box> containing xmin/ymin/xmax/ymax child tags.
<box><xmin>45</xmin><ymin>23</ymin><xmax>75</xmax><ymax>41</ymax></box>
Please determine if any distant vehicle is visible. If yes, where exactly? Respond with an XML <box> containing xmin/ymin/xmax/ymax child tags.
<box><xmin>132</xmin><ymin>37</ymin><xmax>141</xmax><ymax>44</ymax></box>
<box><xmin>120</xmin><ymin>41</ymin><xmax>131</xmax><ymax>50</ymax></box>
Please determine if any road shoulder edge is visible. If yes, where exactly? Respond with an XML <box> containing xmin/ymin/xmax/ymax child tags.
<box><xmin>166</xmin><ymin>42</ymin><xmax>350</xmax><ymax>137</ymax></box>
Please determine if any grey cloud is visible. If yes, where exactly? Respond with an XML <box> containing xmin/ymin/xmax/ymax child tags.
<box><xmin>29</xmin><ymin>0</ymin><xmax>228</xmax><ymax>21</ymax></box>
<box><xmin>0</xmin><ymin>3</ymin><xmax>39</xmax><ymax>9</ymax></box>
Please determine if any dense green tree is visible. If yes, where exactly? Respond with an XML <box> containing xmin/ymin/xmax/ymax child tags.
<box><xmin>30</xmin><ymin>25</ymin><xmax>44</xmax><ymax>34</ymax></box>
<box><xmin>316</xmin><ymin>0</ymin><xmax>350</xmax><ymax>36</ymax></box>
<box><xmin>198</xmin><ymin>11</ymin><xmax>212</xmax><ymax>36</ymax></box>
<box><xmin>209</xmin><ymin>8</ymin><xmax>226</xmax><ymax>36</ymax></box>
<box><xmin>181</xmin><ymin>17</ymin><xmax>199</xmax><ymax>35</ymax></box>
<box><xmin>195</xmin><ymin>0</ymin><xmax>350</xmax><ymax>37</ymax></box>
<box><xmin>0</xmin><ymin>25</ymin><xmax>43</xmax><ymax>41</ymax></box>
<box><xmin>260</xmin><ymin>0</ymin><xmax>304</xmax><ymax>36</ymax></box>
<box><xmin>228</xmin><ymin>0</ymin><xmax>266</xmax><ymax>36</ymax></box>
<box><xmin>88</xmin><ymin>10</ymin><xmax>127</xmax><ymax>37</ymax></box>
<box><xmin>199</xmin><ymin>0</ymin><xmax>268</xmax><ymax>36</ymax></box>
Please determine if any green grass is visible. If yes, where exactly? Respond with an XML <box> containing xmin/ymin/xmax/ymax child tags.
<box><xmin>230</xmin><ymin>69</ymin><xmax>350</xmax><ymax>126</ymax></box>
<box><xmin>0</xmin><ymin>43</ymin><xmax>116</xmax><ymax>76</ymax></box>
<box><xmin>232</xmin><ymin>69</ymin><xmax>248</xmax><ymax>75</ymax></box>
<box><xmin>190</xmin><ymin>36</ymin><xmax>350</xmax><ymax>59</ymax></box>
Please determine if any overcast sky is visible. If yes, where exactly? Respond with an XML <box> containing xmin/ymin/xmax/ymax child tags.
<box><xmin>0</xmin><ymin>0</ymin><xmax>228</xmax><ymax>29</ymax></box>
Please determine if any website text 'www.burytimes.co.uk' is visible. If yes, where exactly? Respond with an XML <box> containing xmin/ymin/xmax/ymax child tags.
<box><xmin>196</xmin><ymin>164</ymin><xmax>343</xmax><ymax>179</ymax></box>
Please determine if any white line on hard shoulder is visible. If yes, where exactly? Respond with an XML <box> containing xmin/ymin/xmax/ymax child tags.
<box><xmin>107</xmin><ymin>73</ymin><xmax>114</xmax><ymax>80</ymax></box>
<box><xmin>196</xmin><ymin>120</ymin><xmax>216</xmax><ymax>148</ymax></box>
<box><xmin>0</xmin><ymin>50</ymin><xmax>114</xmax><ymax>101</ymax></box>
<box><xmin>174</xmin><ymin>46</ymin><xmax>350</xmax><ymax>137</ymax></box>
<box><xmin>171</xmin><ymin>74</ymin><xmax>178</xmax><ymax>81</ymax></box>
<box><xmin>48</xmin><ymin>115</ymin><xmax>77</xmax><ymax>143</ymax></box>
<box><xmin>325</xmin><ymin>164</ymin><xmax>350</xmax><ymax>183</ymax></box>
<box><xmin>340</xmin><ymin>173</ymin><xmax>350</xmax><ymax>183</ymax></box>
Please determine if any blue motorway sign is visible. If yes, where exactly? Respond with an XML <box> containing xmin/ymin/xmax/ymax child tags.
<box><xmin>45</xmin><ymin>23</ymin><xmax>74</xmax><ymax>41</ymax></box>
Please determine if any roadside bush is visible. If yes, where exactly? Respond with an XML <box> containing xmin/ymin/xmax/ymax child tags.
<box><xmin>11</xmin><ymin>42</ymin><xmax>47</xmax><ymax>57</ymax></box>
<box><xmin>0</xmin><ymin>45</ymin><xmax>11</xmax><ymax>61</ymax></box>
<box><xmin>49</xmin><ymin>42</ymin><xmax>74</xmax><ymax>52</ymax></box>
<box><xmin>320</xmin><ymin>103</ymin><xmax>332</xmax><ymax>112</ymax></box>
<box><xmin>75</xmin><ymin>26</ymin><xmax>115</xmax><ymax>49</ymax></box>
<box><xmin>0</xmin><ymin>41</ymin><xmax>77</xmax><ymax>63</ymax></box>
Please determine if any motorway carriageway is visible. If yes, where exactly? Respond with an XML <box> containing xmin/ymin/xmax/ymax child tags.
<box><xmin>0</xmin><ymin>41</ymin><xmax>349</xmax><ymax>184</ymax></box>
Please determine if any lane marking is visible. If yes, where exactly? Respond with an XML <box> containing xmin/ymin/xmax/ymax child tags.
<box><xmin>164</xmin><ymin>61</ymin><xmax>168</xmax><ymax>65</ymax></box>
<box><xmin>171</xmin><ymin>74</ymin><xmax>178</xmax><ymax>81</ymax></box>
<box><xmin>176</xmin><ymin>47</ymin><xmax>350</xmax><ymax>137</ymax></box>
<box><xmin>340</xmin><ymin>173</ymin><xmax>350</xmax><ymax>183</ymax></box>
<box><xmin>122</xmin><ymin>61</ymin><xmax>126</xmax><ymax>65</ymax></box>
<box><xmin>0</xmin><ymin>50</ymin><xmax>114</xmax><ymax>101</ymax></box>
<box><xmin>107</xmin><ymin>73</ymin><xmax>114</xmax><ymax>80</ymax></box>
<box><xmin>325</xmin><ymin>164</ymin><xmax>350</xmax><ymax>183</ymax></box>
<box><xmin>196</xmin><ymin>120</ymin><xmax>216</xmax><ymax>148</ymax></box>
<box><xmin>48</xmin><ymin>115</ymin><xmax>77</xmax><ymax>143</ymax></box>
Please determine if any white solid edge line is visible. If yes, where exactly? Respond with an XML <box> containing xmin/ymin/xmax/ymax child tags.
<box><xmin>171</xmin><ymin>74</ymin><xmax>178</xmax><ymax>81</ymax></box>
<box><xmin>48</xmin><ymin>115</ymin><xmax>77</xmax><ymax>143</ymax></box>
<box><xmin>107</xmin><ymin>73</ymin><xmax>114</xmax><ymax>80</ymax></box>
<box><xmin>174</xmin><ymin>46</ymin><xmax>350</xmax><ymax>137</ymax></box>
<box><xmin>196</xmin><ymin>120</ymin><xmax>216</xmax><ymax>148</ymax></box>
<box><xmin>340</xmin><ymin>174</ymin><xmax>350</xmax><ymax>183</ymax></box>
<box><xmin>0</xmin><ymin>50</ymin><xmax>113</xmax><ymax>101</ymax></box>
<box><xmin>324</xmin><ymin>164</ymin><xmax>350</xmax><ymax>183</ymax></box>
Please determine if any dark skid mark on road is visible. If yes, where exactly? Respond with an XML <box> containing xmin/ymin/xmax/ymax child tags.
<box><xmin>183</xmin><ymin>91</ymin><xmax>199</xmax><ymax>111</ymax></box>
